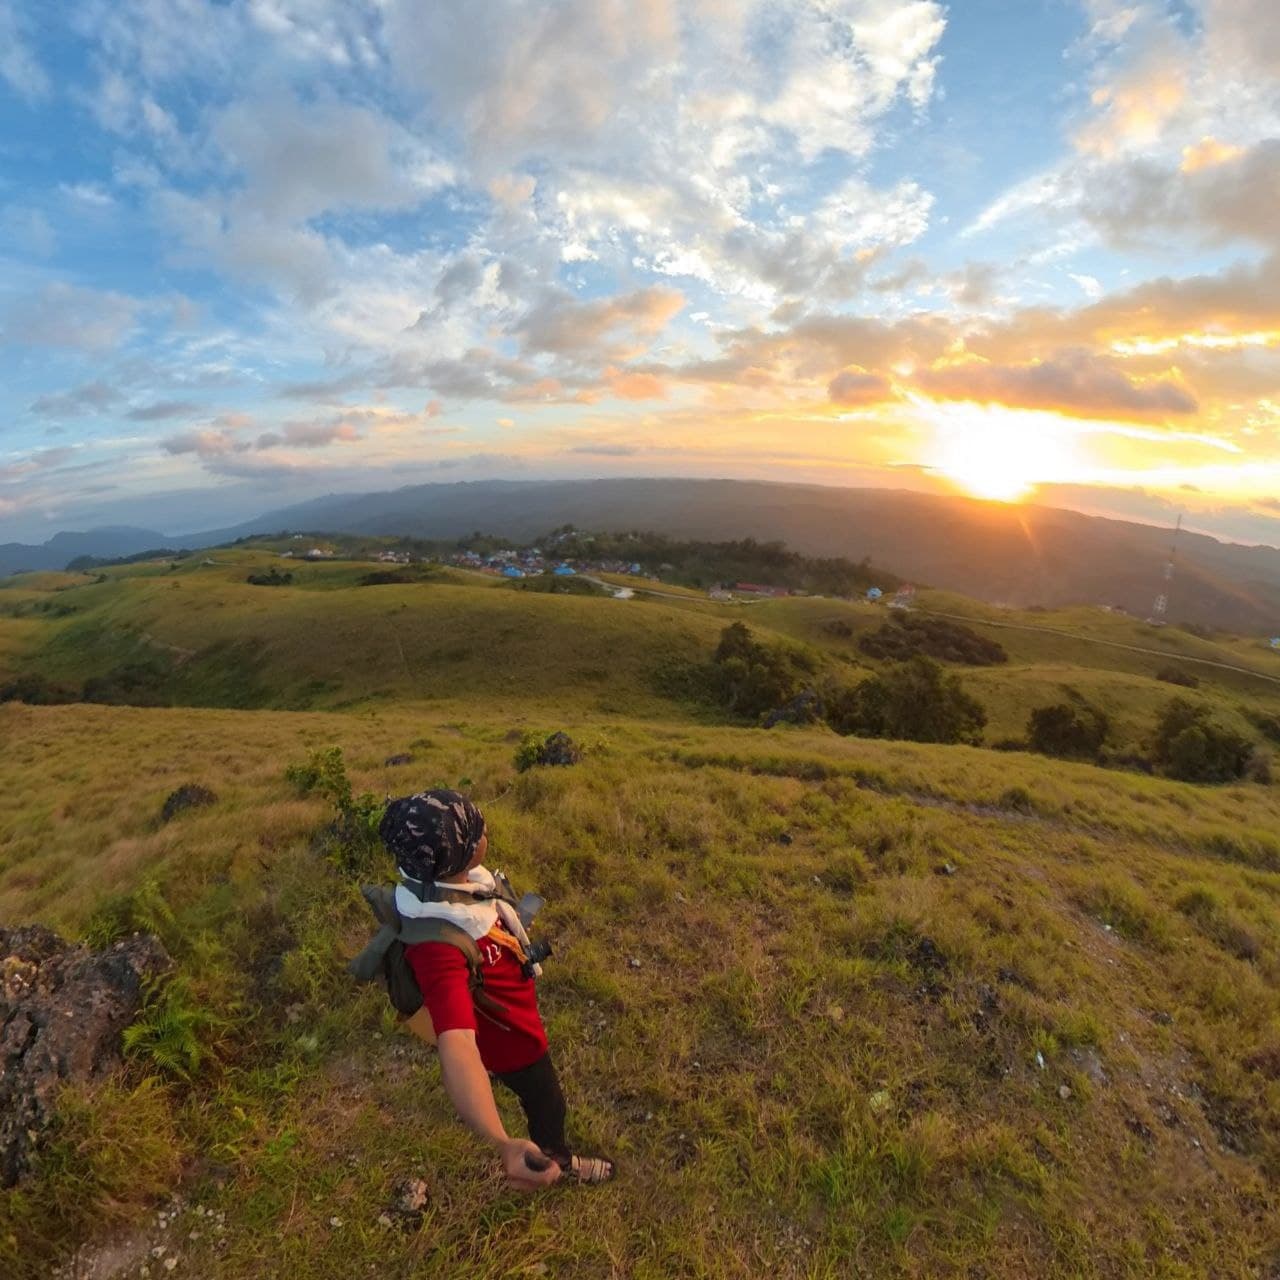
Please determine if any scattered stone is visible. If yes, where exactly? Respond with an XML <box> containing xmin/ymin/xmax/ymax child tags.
<box><xmin>1058</xmin><ymin>1085</ymin><xmax>1073</xmax><ymax>1100</ymax></box>
<box><xmin>826</xmin><ymin>1004</ymin><xmax>845</xmax><ymax>1023</ymax></box>
<box><xmin>909</xmin><ymin>936</ymin><xmax>948</xmax><ymax>976</ymax></box>
<box><xmin>384</xmin><ymin>753</ymin><xmax>414</xmax><ymax>767</ymax></box>
<box><xmin>159</xmin><ymin>784</ymin><xmax>217</xmax><ymax>824</ymax></box>
<box><xmin>1035</xmin><ymin>1051</ymin><xmax>1046</xmax><ymax>1071</ymax></box>
<box><xmin>329</xmin><ymin>1216</ymin><xmax>343</xmax><ymax>1228</ymax></box>
<box><xmin>934</xmin><ymin>861</ymin><xmax>958</xmax><ymax>876</ymax></box>
<box><xmin>0</xmin><ymin>925</ymin><xmax>170</xmax><ymax>1187</ymax></box>
<box><xmin>1152</xmin><ymin>1010</ymin><xmax>1174</xmax><ymax>1027</ymax></box>
<box><xmin>869</xmin><ymin>1090</ymin><xmax>891</xmax><ymax>1113</ymax></box>
<box><xmin>163</xmin><ymin>1258</ymin><xmax>178</xmax><ymax>1273</ymax></box>
<box><xmin>628</xmin><ymin>957</ymin><xmax>642</xmax><ymax>970</ymax></box>
<box><xmin>777</xmin><ymin>831</ymin><xmax>794</xmax><ymax>846</ymax></box>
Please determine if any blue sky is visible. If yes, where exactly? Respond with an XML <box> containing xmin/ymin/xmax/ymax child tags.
<box><xmin>0</xmin><ymin>0</ymin><xmax>1277</xmax><ymax>543</ymax></box>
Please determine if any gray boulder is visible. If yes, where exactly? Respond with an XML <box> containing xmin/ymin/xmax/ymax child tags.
<box><xmin>0</xmin><ymin>925</ymin><xmax>170</xmax><ymax>1186</ymax></box>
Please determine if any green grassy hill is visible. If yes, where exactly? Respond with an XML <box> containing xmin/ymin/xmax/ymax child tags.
<box><xmin>2</xmin><ymin>552</ymin><xmax>1279</xmax><ymax>1278</ymax></box>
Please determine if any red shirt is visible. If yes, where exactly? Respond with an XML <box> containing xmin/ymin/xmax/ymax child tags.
<box><xmin>406</xmin><ymin>934</ymin><xmax>548</xmax><ymax>1074</ymax></box>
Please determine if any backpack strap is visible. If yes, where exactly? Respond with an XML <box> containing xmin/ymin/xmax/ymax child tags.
<box><xmin>351</xmin><ymin>886</ymin><xmax>512</xmax><ymax>1025</ymax></box>
<box><xmin>397</xmin><ymin>916</ymin><xmax>482</xmax><ymax>976</ymax></box>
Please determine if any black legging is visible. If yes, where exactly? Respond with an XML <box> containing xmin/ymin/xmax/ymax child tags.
<box><xmin>494</xmin><ymin>1052</ymin><xmax>571</xmax><ymax>1168</ymax></box>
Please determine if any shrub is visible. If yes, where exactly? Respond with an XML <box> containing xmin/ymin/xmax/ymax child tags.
<box><xmin>1152</xmin><ymin>698</ymin><xmax>1255</xmax><ymax>783</ymax></box>
<box><xmin>711</xmin><ymin>622</ymin><xmax>816</xmax><ymax>721</ymax></box>
<box><xmin>246</xmin><ymin>568</ymin><xmax>293</xmax><ymax>586</ymax></box>
<box><xmin>1027</xmin><ymin>699</ymin><xmax>1109</xmax><ymax>761</ymax></box>
<box><xmin>286</xmin><ymin>745</ymin><xmax>385</xmax><ymax>873</ymax></box>
<box><xmin>827</xmin><ymin>655</ymin><xmax>986</xmax><ymax>745</ymax></box>
<box><xmin>1243</xmin><ymin>708</ymin><xmax>1280</xmax><ymax>745</ymax></box>
<box><xmin>358</xmin><ymin>570</ymin><xmax>413</xmax><ymax>586</ymax></box>
<box><xmin>0</xmin><ymin>673</ymin><xmax>77</xmax><ymax>705</ymax></box>
<box><xmin>514</xmin><ymin>730</ymin><xmax>584</xmax><ymax>771</ymax></box>
<box><xmin>81</xmin><ymin>659</ymin><xmax>171</xmax><ymax>706</ymax></box>
<box><xmin>1155</xmin><ymin>665</ymin><xmax>1199</xmax><ymax>688</ymax></box>
<box><xmin>857</xmin><ymin>614</ymin><xmax>1007</xmax><ymax>666</ymax></box>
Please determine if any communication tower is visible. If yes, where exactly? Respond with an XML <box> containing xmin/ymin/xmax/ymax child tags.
<box><xmin>1147</xmin><ymin>514</ymin><xmax>1182</xmax><ymax>624</ymax></box>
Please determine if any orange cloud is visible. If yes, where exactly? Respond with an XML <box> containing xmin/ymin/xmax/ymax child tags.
<box><xmin>1181</xmin><ymin>135</ymin><xmax>1246</xmax><ymax>173</ymax></box>
<box><xmin>606</xmin><ymin>367</ymin><xmax>668</xmax><ymax>400</ymax></box>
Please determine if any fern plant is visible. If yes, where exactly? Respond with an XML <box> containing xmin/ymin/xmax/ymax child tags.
<box><xmin>82</xmin><ymin>877</ymin><xmax>177</xmax><ymax>950</ymax></box>
<box><xmin>122</xmin><ymin>978</ymin><xmax>220</xmax><ymax>1080</ymax></box>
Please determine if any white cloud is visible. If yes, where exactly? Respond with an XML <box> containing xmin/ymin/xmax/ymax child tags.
<box><xmin>0</xmin><ymin>282</ymin><xmax>141</xmax><ymax>351</ymax></box>
<box><xmin>0</xmin><ymin>4</ymin><xmax>51</xmax><ymax>102</ymax></box>
<box><xmin>212</xmin><ymin>93</ymin><xmax>450</xmax><ymax>223</ymax></box>
<box><xmin>1069</xmin><ymin>272</ymin><xmax>1104</xmax><ymax>300</ymax></box>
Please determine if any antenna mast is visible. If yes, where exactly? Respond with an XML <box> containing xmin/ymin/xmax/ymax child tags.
<box><xmin>1148</xmin><ymin>513</ymin><xmax>1182</xmax><ymax>624</ymax></box>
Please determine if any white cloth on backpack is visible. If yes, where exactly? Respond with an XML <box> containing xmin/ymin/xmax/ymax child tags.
<box><xmin>394</xmin><ymin>866</ymin><xmax>539</xmax><ymax>973</ymax></box>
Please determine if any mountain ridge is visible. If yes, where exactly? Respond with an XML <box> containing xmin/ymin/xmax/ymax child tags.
<box><xmin>4</xmin><ymin>479</ymin><xmax>1278</xmax><ymax>630</ymax></box>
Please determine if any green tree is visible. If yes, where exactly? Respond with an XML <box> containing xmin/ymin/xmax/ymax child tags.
<box><xmin>711</xmin><ymin>622</ymin><xmax>814</xmax><ymax>721</ymax></box>
<box><xmin>1027</xmin><ymin>700</ymin><xmax>1109</xmax><ymax>760</ymax></box>
<box><xmin>827</xmin><ymin>655</ymin><xmax>986</xmax><ymax>745</ymax></box>
<box><xmin>1152</xmin><ymin>698</ymin><xmax>1254</xmax><ymax>783</ymax></box>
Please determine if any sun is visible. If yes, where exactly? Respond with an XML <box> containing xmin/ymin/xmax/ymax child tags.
<box><xmin>921</xmin><ymin>399</ymin><xmax>1081</xmax><ymax>502</ymax></box>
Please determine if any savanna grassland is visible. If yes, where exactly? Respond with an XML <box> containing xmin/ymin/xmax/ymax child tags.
<box><xmin>2</xmin><ymin>549</ymin><xmax>1280</xmax><ymax>1279</ymax></box>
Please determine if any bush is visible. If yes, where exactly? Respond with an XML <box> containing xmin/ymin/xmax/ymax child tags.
<box><xmin>1152</xmin><ymin>698</ymin><xmax>1255</xmax><ymax>784</ymax></box>
<box><xmin>1155</xmin><ymin>665</ymin><xmax>1199</xmax><ymax>688</ymax></box>
<box><xmin>0</xmin><ymin>673</ymin><xmax>77</xmax><ymax>705</ymax></box>
<box><xmin>1027</xmin><ymin>699</ymin><xmax>1109</xmax><ymax>761</ymax></box>
<box><xmin>827</xmin><ymin>655</ymin><xmax>986</xmax><ymax>745</ymax></box>
<box><xmin>246</xmin><ymin>568</ymin><xmax>293</xmax><ymax>586</ymax></box>
<box><xmin>711</xmin><ymin>622</ymin><xmax>816</xmax><ymax>721</ymax></box>
<box><xmin>286</xmin><ymin>746</ymin><xmax>385</xmax><ymax>873</ymax></box>
<box><xmin>81</xmin><ymin>659</ymin><xmax>171</xmax><ymax>706</ymax></box>
<box><xmin>1243</xmin><ymin>708</ymin><xmax>1280</xmax><ymax>745</ymax></box>
<box><xmin>514</xmin><ymin>730</ymin><xmax>583</xmax><ymax>771</ymax></box>
<box><xmin>857</xmin><ymin>614</ymin><xmax>1007</xmax><ymax>666</ymax></box>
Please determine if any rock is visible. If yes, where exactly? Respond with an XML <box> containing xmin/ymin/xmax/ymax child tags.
<box><xmin>934</xmin><ymin>862</ymin><xmax>958</xmax><ymax>876</ymax></box>
<box><xmin>1152</xmin><ymin>1010</ymin><xmax>1174</xmax><ymax>1027</ymax></box>
<box><xmin>0</xmin><ymin>925</ymin><xmax>170</xmax><ymax>1186</ymax></box>
<box><xmin>382</xmin><ymin>1177</ymin><xmax>430</xmax><ymax>1231</ymax></box>
<box><xmin>1058</xmin><ymin>1085</ymin><xmax>1073</xmax><ymax>1100</ymax></box>
<box><xmin>384</xmin><ymin>753</ymin><xmax>414</xmax><ymax>767</ymax></box>
<box><xmin>761</xmin><ymin>689</ymin><xmax>823</xmax><ymax>729</ymax></box>
<box><xmin>534</xmin><ymin>731</ymin><xmax>583</xmax><ymax>767</ymax></box>
<box><xmin>159</xmin><ymin>784</ymin><xmax>217</xmax><ymax>824</ymax></box>
<box><xmin>628</xmin><ymin>957</ymin><xmax>642</xmax><ymax>970</ymax></box>
<box><xmin>777</xmin><ymin>831</ymin><xmax>794</xmax><ymax>846</ymax></box>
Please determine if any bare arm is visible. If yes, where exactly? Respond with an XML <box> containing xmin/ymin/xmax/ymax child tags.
<box><xmin>436</xmin><ymin>1028</ymin><xmax>560</xmax><ymax>1191</ymax></box>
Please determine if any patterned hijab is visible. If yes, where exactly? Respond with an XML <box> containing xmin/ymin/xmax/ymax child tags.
<box><xmin>379</xmin><ymin>789</ymin><xmax>486</xmax><ymax>885</ymax></box>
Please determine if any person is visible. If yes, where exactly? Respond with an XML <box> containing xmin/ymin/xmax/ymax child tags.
<box><xmin>378</xmin><ymin>788</ymin><xmax>615</xmax><ymax>1191</ymax></box>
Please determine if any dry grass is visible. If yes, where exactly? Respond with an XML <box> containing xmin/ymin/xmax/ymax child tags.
<box><xmin>2</xmin><ymin>696</ymin><xmax>1278</xmax><ymax>1279</ymax></box>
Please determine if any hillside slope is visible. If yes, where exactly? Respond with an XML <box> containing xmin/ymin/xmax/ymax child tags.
<box><xmin>1</xmin><ymin>700</ymin><xmax>1278</xmax><ymax>1279</ymax></box>
<box><xmin>2</xmin><ymin>554</ymin><xmax>1279</xmax><ymax>1278</ymax></box>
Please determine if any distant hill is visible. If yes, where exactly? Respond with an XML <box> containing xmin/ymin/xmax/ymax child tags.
<box><xmin>7</xmin><ymin>481</ymin><xmax>1278</xmax><ymax>629</ymax></box>
<box><xmin>187</xmin><ymin>478</ymin><xmax>1280</xmax><ymax>631</ymax></box>
<box><xmin>0</xmin><ymin>527</ymin><xmax>168</xmax><ymax>577</ymax></box>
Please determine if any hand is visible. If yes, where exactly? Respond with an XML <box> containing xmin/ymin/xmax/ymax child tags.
<box><xmin>500</xmin><ymin>1139</ymin><xmax>562</xmax><ymax>1192</ymax></box>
